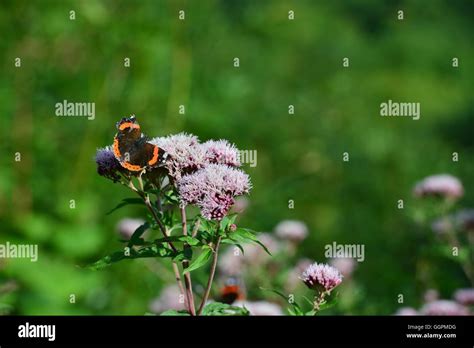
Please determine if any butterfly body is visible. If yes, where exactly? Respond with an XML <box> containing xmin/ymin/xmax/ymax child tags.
<box><xmin>112</xmin><ymin>116</ymin><xmax>164</xmax><ymax>172</ymax></box>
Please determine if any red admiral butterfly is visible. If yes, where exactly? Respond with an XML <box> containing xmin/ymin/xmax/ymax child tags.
<box><xmin>219</xmin><ymin>277</ymin><xmax>246</xmax><ymax>304</ymax></box>
<box><xmin>112</xmin><ymin>115</ymin><xmax>165</xmax><ymax>172</ymax></box>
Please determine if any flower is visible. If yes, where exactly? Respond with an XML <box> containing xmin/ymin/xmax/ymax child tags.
<box><xmin>149</xmin><ymin>285</ymin><xmax>186</xmax><ymax>314</ymax></box>
<box><xmin>413</xmin><ymin>174</ymin><xmax>464</xmax><ymax>200</ymax></box>
<box><xmin>202</xmin><ymin>139</ymin><xmax>241</xmax><ymax>167</ymax></box>
<box><xmin>423</xmin><ymin>289</ymin><xmax>439</xmax><ymax>303</ymax></box>
<box><xmin>300</xmin><ymin>262</ymin><xmax>343</xmax><ymax>292</ymax></box>
<box><xmin>286</xmin><ymin>258</ymin><xmax>313</xmax><ymax>290</ymax></box>
<box><xmin>329</xmin><ymin>258</ymin><xmax>356</xmax><ymax>278</ymax></box>
<box><xmin>395</xmin><ymin>307</ymin><xmax>418</xmax><ymax>316</ymax></box>
<box><xmin>95</xmin><ymin>146</ymin><xmax>122</xmax><ymax>181</ymax></box>
<box><xmin>233</xmin><ymin>300</ymin><xmax>283</xmax><ymax>315</ymax></box>
<box><xmin>116</xmin><ymin>218</ymin><xmax>146</xmax><ymax>240</ymax></box>
<box><xmin>178</xmin><ymin>164</ymin><xmax>251</xmax><ymax>220</ymax></box>
<box><xmin>420</xmin><ymin>300</ymin><xmax>470</xmax><ymax>316</ymax></box>
<box><xmin>274</xmin><ymin>220</ymin><xmax>308</xmax><ymax>243</ymax></box>
<box><xmin>150</xmin><ymin>133</ymin><xmax>206</xmax><ymax>181</ymax></box>
<box><xmin>453</xmin><ymin>288</ymin><xmax>474</xmax><ymax>306</ymax></box>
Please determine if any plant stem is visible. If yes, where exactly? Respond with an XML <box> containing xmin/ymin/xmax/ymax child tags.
<box><xmin>180</xmin><ymin>206</ymin><xmax>196</xmax><ymax>316</ymax></box>
<box><xmin>197</xmin><ymin>235</ymin><xmax>222</xmax><ymax>315</ymax></box>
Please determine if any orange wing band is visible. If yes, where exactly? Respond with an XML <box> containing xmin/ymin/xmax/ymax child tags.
<box><xmin>148</xmin><ymin>146</ymin><xmax>160</xmax><ymax>166</ymax></box>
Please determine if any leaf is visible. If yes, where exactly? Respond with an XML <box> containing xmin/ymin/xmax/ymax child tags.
<box><xmin>160</xmin><ymin>309</ymin><xmax>191</xmax><ymax>316</ymax></box>
<box><xmin>201</xmin><ymin>302</ymin><xmax>250</xmax><ymax>316</ymax></box>
<box><xmin>85</xmin><ymin>244</ymin><xmax>176</xmax><ymax>270</ymax></box>
<box><xmin>231</xmin><ymin>228</ymin><xmax>272</xmax><ymax>255</ymax></box>
<box><xmin>183</xmin><ymin>247</ymin><xmax>213</xmax><ymax>274</ymax></box>
<box><xmin>221</xmin><ymin>238</ymin><xmax>245</xmax><ymax>254</ymax></box>
<box><xmin>219</xmin><ymin>214</ymin><xmax>238</xmax><ymax>232</ymax></box>
<box><xmin>260</xmin><ymin>287</ymin><xmax>303</xmax><ymax>315</ymax></box>
<box><xmin>106</xmin><ymin>198</ymin><xmax>144</xmax><ymax>215</ymax></box>
<box><xmin>128</xmin><ymin>222</ymin><xmax>150</xmax><ymax>247</ymax></box>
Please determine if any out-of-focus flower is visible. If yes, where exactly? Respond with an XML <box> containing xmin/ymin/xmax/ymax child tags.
<box><xmin>455</xmin><ymin>209</ymin><xmax>474</xmax><ymax>231</ymax></box>
<box><xmin>218</xmin><ymin>246</ymin><xmax>244</xmax><ymax>276</ymax></box>
<box><xmin>431</xmin><ymin>218</ymin><xmax>453</xmax><ymax>235</ymax></box>
<box><xmin>150</xmin><ymin>133</ymin><xmax>206</xmax><ymax>181</ymax></box>
<box><xmin>395</xmin><ymin>307</ymin><xmax>418</xmax><ymax>316</ymax></box>
<box><xmin>420</xmin><ymin>300</ymin><xmax>470</xmax><ymax>316</ymax></box>
<box><xmin>233</xmin><ymin>300</ymin><xmax>283</xmax><ymax>315</ymax></box>
<box><xmin>453</xmin><ymin>288</ymin><xmax>474</xmax><ymax>306</ymax></box>
<box><xmin>329</xmin><ymin>258</ymin><xmax>357</xmax><ymax>278</ymax></box>
<box><xmin>274</xmin><ymin>220</ymin><xmax>308</xmax><ymax>243</ymax></box>
<box><xmin>149</xmin><ymin>285</ymin><xmax>186</xmax><ymax>314</ymax></box>
<box><xmin>423</xmin><ymin>289</ymin><xmax>439</xmax><ymax>303</ymax></box>
<box><xmin>231</xmin><ymin>196</ymin><xmax>250</xmax><ymax>214</ymax></box>
<box><xmin>178</xmin><ymin>164</ymin><xmax>251</xmax><ymax>220</ymax></box>
<box><xmin>286</xmin><ymin>258</ymin><xmax>313</xmax><ymax>291</ymax></box>
<box><xmin>202</xmin><ymin>139</ymin><xmax>241</xmax><ymax>167</ymax></box>
<box><xmin>413</xmin><ymin>174</ymin><xmax>464</xmax><ymax>200</ymax></box>
<box><xmin>116</xmin><ymin>218</ymin><xmax>146</xmax><ymax>240</ymax></box>
<box><xmin>95</xmin><ymin>146</ymin><xmax>122</xmax><ymax>181</ymax></box>
<box><xmin>242</xmin><ymin>233</ymin><xmax>280</xmax><ymax>266</ymax></box>
<box><xmin>300</xmin><ymin>262</ymin><xmax>343</xmax><ymax>293</ymax></box>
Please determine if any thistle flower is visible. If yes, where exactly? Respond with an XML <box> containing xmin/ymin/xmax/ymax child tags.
<box><xmin>413</xmin><ymin>174</ymin><xmax>464</xmax><ymax>200</ymax></box>
<box><xmin>202</xmin><ymin>139</ymin><xmax>241</xmax><ymax>167</ymax></box>
<box><xmin>178</xmin><ymin>164</ymin><xmax>251</xmax><ymax>220</ymax></box>
<box><xmin>274</xmin><ymin>220</ymin><xmax>308</xmax><ymax>243</ymax></box>
<box><xmin>300</xmin><ymin>262</ymin><xmax>343</xmax><ymax>293</ymax></box>
<box><xmin>95</xmin><ymin>146</ymin><xmax>122</xmax><ymax>182</ymax></box>
<box><xmin>149</xmin><ymin>285</ymin><xmax>186</xmax><ymax>314</ymax></box>
<box><xmin>150</xmin><ymin>133</ymin><xmax>206</xmax><ymax>181</ymax></box>
<box><xmin>453</xmin><ymin>288</ymin><xmax>474</xmax><ymax>306</ymax></box>
<box><xmin>116</xmin><ymin>218</ymin><xmax>146</xmax><ymax>240</ymax></box>
<box><xmin>420</xmin><ymin>300</ymin><xmax>470</xmax><ymax>316</ymax></box>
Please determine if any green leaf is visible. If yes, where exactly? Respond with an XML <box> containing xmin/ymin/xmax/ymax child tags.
<box><xmin>106</xmin><ymin>198</ymin><xmax>144</xmax><ymax>215</ymax></box>
<box><xmin>85</xmin><ymin>244</ymin><xmax>176</xmax><ymax>270</ymax></box>
<box><xmin>183</xmin><ymin>247</ymin><xmax>213</xmax><ymax>274</ymax></box>
<box><xmin>260</xmin><ymin>287</ymin><xmax>303</xmax><ymax>315</ymax></box>
<box><xmin>231</xmin><ymin>228</ymin><xmax>272</xmax><ymax>255</ymax></box>
<box><xmin>160</xmin><ymin>309</ymin><xmax>191</xmax><ymax>316</ymax></box>
<box><xmin>201</xmin><ymin>302</ymin><xmax>249</xmax><ymax>316</ymax></box>
<box><xmin>128</xmin><ymin>222</ymin><xmax>150</xmax><ymax>247</ymax></box>
<box><xmin>221</xmin><ymin>238</ymin><xmax>245</xmax><ymax>254</ymax></box>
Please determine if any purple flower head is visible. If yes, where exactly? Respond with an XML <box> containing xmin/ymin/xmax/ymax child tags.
<box><xmin>453</xmin><ymin>288</ymin><xmax>474</xmax><ymax>306</ymax></box>
<box><xmin>300</xmin><ymin>262</ymin><xmax>343</xmax><ymax>293</ymax></box>
<box><xmin>178</xmin><ymin>164</ymin><xmax>251</xmax><ymax>220</ymax></box>
<box><xmin>202</xmin><ymin>139</ymin><xmax>241</xmax><ymax>167</ymax></box>
<box><xmin>420</xmin><ymin>300</ymin><xmax>470</xmax><ymax>316</ymax></box>
<box><xmin>95</xmin><ymin>146</ymin><xmax>122</xmax><ymax>182</ymax></box>
<box><xmin>150</xmin><ymin>133</ymin><xmax>206</xmax><ymax>181</ymax></box>
<box><xmin>274</xmin><ymin>220</ymin><xmax>308</xmax><ymax>243</ymax></box>
<box><xmin>413</xmin><ymin>174</ymin><xmax>464</xmax><ymax>200</ymax></box>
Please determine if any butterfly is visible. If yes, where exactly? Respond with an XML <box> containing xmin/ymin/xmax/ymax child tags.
<box><xmin>219</xmin><ymin>277</ymin><xmax>246</xmax><ymax>304</ymax></box>
<box><xmin>112</xmin><ymin>115</ymin><xmax>166</xmax><ymax>172</ymax></box>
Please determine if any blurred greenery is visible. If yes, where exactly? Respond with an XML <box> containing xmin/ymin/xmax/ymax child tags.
<box><xmin>0</xmin><ymin>0</ymin><xmax>473</xmax><ymax>315</ymax></box>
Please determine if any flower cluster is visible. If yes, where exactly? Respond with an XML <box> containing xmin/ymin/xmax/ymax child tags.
<box><xmin>178</xmin><ymin>164</ymin><xmax>251</xmax><ymax>220</ymax></box>
<box><xmin>413</xmin><ymin>174</ymin><xmax>464</xmax><ymax>200</ymax></box>
<box><xmin>95</xmin><ymin>146</ymin><xmax>122</xmax><ymax>182</ymax></box>
<box><xmin>300</xmin><ymin>262</ymin><xmax>343</xmax><ymax>293</ymax></box>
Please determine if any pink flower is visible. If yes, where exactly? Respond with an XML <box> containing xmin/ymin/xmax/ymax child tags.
<box><xmin>453</xmin><ymin>288</ymin><xmax>474</xmax><ymax>306</ymax></box>
<box><xmin>202</xmin><ymin>139</ymin><xmax>241</xmax><ymax>167</ymax></box>
<box><xmin>150</xmin><ymin>133</ymin><xmax>206</xmax><ymax>181</ymax></box>
<box><xmin>300</xmin><ymin>262</ymin><xmax>343</xmax><ymax>292</ymax></box>
<box><xmin>178</xmin><ymin>164</ymin><xmax>251</xmax><ymax>220</ymax></box>
<box><xmin>420</xmin><ymin>300</ymin><xmax>470</xmax><ymax>316</ymax></box>
<box><xmin>274</xmin><ymin>220</ymin><xmax>308</xmax><ymax>243</ymax></box>
<box><xmin>413</xmin><ymin>174</ymin><xmax>464</xmax><ymax>200</ymax></box>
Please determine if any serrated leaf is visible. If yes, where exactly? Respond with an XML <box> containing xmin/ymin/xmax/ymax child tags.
<box><xmin>106</xmin><ymin>198</ymin><xmax>144</xmax><ymax>215</ymax></box>
<box><xmin>183</xmin><ymin>247</ymin><xmax>212</xmax><ymax>274</ymax></box>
